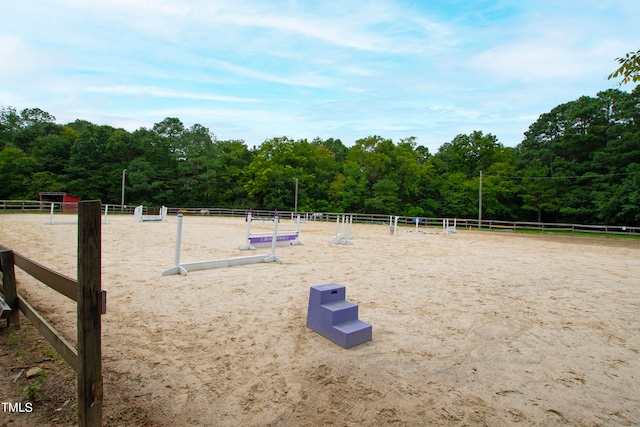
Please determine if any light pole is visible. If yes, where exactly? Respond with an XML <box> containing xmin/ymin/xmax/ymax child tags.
<box><xmin>121</xmin><ymin>169</ymin><xmax>127</xmax><ymax>212</ymax></box>
<box><xmin>294</xmin><ymin>178</ymin><xmax>298</xmax><ymax>215</ymax></box>
<box><xmin>478</xmin><ymin>170</ymin><xmax>482</xmax><ymax>229</ymax></box>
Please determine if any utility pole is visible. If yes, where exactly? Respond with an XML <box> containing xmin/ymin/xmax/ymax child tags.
<box><xmin>478</xmin><ymin>170</ymin><xmax>482</xmax><ymax>229</ymax></box>
<box><xmin>294</xmin><ymin>178</ymin><xmax>298</xmax><ymax>215</ymax></box>
<box><xmin>121</xmin><ymin>169</ymin><xmax>127</xmax><ymax>212</ymax></box>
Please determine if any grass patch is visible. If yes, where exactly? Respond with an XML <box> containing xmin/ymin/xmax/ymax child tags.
<box><xmin>511</xmin><ymin>228</ymin><xmax>640</xmax><ymax>241</ymax></box>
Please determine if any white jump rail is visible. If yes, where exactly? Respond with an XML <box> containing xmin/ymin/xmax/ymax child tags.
<box><xmin>240</xmin><ymin>212</ymin><xmax>303</xmax><ymax>250</ymax></box>
<box><xmin>162</xmin><ymin>214</ymin><xmax>282</xmax><ymax>276</ymax></box>
<box><xmin>46</xmin><ymin>202</ymin><xmax>110</xmax><ymax>225</ymax></box>
<box><xmin>133</xmin><ymin>205</ymin><xmax>167</xmax><ymax>222</ymax></box>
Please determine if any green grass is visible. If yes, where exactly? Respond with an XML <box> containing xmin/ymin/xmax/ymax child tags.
<box><xmin>511</xmin><ymin>228</ymin><xmax>640</xmax><ymax>241</ymax></box>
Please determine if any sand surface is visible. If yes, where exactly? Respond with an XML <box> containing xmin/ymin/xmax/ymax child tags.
<box><xmin>1</xmin><ymin>213</ymin><xmax>639</xmax><ymax>426</ymax></box>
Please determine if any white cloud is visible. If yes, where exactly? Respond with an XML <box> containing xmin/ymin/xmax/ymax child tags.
<box><xmin>1</xmin><ymin>0</ymin><xmax>638</xmax><ymax>150</ymax></box>
<box><xmin>85</xmin><ymin>85</ymin><xmax>262</xmax><ymax>103</ymax></box>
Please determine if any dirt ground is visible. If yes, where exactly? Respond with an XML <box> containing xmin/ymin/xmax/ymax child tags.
<box><xmin>1</xmin><ymin>213</ymin><xmax>639</xmax><ymax>426</ymax></box>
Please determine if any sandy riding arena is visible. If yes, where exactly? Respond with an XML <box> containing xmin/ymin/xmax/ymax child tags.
<box><xmin>1</xmin><ymin>213</ymin><xmax>639</xmax><ymax>426</ymax></box>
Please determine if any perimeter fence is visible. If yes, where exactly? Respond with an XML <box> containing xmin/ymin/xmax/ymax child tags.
<box><xmin>1</xmin><ymin>199</ymin><xmax>639</xmax><ymax>237</ymax></box>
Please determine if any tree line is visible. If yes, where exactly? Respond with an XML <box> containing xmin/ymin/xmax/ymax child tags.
<box><xmin>1</xmin><ymin>86</ymin><xmax>639</xmax><ymax>225</ymax></box>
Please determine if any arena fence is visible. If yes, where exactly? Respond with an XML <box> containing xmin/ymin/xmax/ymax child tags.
<box><xmin>1</xmin><ymin>199</ymin><xmax>638</xmax><ymax>237</ymax></box>
<box><xmin>0</xmin><ymin>200</ymin><xmax>105</xmax><ymax>427</ymax></box>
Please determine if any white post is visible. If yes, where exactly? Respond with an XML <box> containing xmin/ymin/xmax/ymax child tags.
<box><xmin>133</xmin><ymin>205</ymin><xmax>143</xmax><ymax>222</ymax></box>
<box><xmin>49</xmin><ymin>202</ymin><xmax>55</xmax><ymax>225</ymax></box>
<box><xmin>479</xmin><ymin>170</ymin><xmax>483</xmax><ymax>230</ymax></box>
<box><xmin>239</xmin><ymin>212</ymin><xmax>255</xmax><ymax>250</ymax></box>
<box><xmin>103</xmin><ymin>204</ymin><xmax>109</xmax><ymax>224</ymax></box>
<box><xmin>121</xmin><ymin>169</ymin><xmax>126</xmax><ymax>211</ymax></box>
<box><xmin>270</xmin><ymin>215</ymin><xmax>278</xmax><ymax>256</ymax></box>
<box><xmin>292</xmin><ymin>214</ymin><xmax>304</xmax><ymax>245</ymax></box>
<box><xmin>394</xmin><ymin>216</ymin><xmax>399</xmax><ymax>237</ymax></box>
<box><xmin>330</xmin><ymin>214</ymin><xmax>353</xmax><ymax>245</ymax></box>
<box><xmin>174</xmin><ymin>213</ymin><xmax>183</xmax><ymax>269</ymax></box>
<box><xmin>265</xmin><ymin>215</ymin><xmax>281</xmax><ymax>263</ymax></box>
<box><xmin>161</xmin><ymin>213</ymin><xmax>188</xmax><ymax>276</ymax></box>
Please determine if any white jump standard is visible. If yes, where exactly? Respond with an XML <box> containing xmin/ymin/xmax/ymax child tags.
<box><xmin>133</xmin><ymin>205</ymin><xmax>168</xmax><ymax>222</ymax></box>
<box><xmin>443</xmin><ymin>218</ymin><xmax>457</xmax><ymax>234</ymax></box>
<box><xmin>240</xmin><ymin>212</ymin><xmax>303</xmax><ymax>250</ymax></box>
<box><xmin>162</xmin><ymin>213</ymin><xmax>282</xmax><ymax>276</ymax></box>
<box><xmin>330</xmin><ymin>215</ymin><xmax>354</xmax><ymax>245</ymax></box>
<box><xmin>390</xmin><ymin>215</ymin><xmax>399</xmax><ymax>237</ymax></box>
<box><xmin>46</xmin><ymin>202</ymin><xmax>110</xmax><ymax>225</ymax></box>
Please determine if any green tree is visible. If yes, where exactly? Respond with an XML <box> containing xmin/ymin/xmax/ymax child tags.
<box><xmin>391</xmin><ymin>137</ymin><xmax>434</xmax><ymax>216</ymax></box>
<box><xmin>30</xmin><ymin>134</ymin><xmax>73</xmax><ymax>176</ymax></box>
<box><xmin>244</xmin><ymin>137</ymin><xmax>313</xmax><ymax>210</ymax></box>
<box><xmin>608</xmin><ymin>50</ymin><xmax>640</xmax><ymax>85</ymax></box>
<box><xmin>199</xmin><ymin>139</ymin><xmax>253</xmax><ymax>208</ymax></box>
<box><xmin>364</xmin><ymin>178</ymin><xmax>400</xmax><ymax>214</ymax></box>
<box><xmin>430</xmin><ymin>131</ymin><xmax>514</xmax><ymax>218</ymax></box>
<box><xmin>0</xmin><ymin>147</ymin><xmax>36</xmax><ymax>199</ymax></box>
<box><xmin>516</xmin><ymin>88</ymin><xmax>640</xmax><ymax>224</ymax></box>
<box><xmin>328</xmin><ymin>161</ymin><xmax>368</xmax><ymax>213</ymax></box>
<box><xmin>517</xmin><ymin>162</ymin><xmax>562</xmax><ymax>222</ymax></box>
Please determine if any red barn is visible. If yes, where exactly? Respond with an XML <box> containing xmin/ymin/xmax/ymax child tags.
<box><xmin>39</xmin><ymin>192</ymin><xmax>80</xmax><ymax>212</ymax></box>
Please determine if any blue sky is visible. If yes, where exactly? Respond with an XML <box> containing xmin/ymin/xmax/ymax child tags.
<box><xmin>1</xmin><ymin>0</ymin><xmax>638</xmax><ymax>153</ymax></box>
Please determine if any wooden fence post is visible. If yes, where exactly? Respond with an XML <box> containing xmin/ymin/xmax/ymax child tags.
<box><xmin>0</xmin><ymin>245</ymin><xmax>20</xmax><ymax>328</ymax></box>
<box><xmin>77</xmin><ymin>200</ymin><xmax>103</xmax><ymax>427</ymax></box>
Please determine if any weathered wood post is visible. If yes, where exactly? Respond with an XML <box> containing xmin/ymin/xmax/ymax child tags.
<box><xmin>0</xmin><ymin>245</ymin><xmax>20</xmax><ymax>328</ymax></box>
<box><xmin>77</xmin><ymin>200</ymin><xmax>103</xmax><ymax>426</ymax></box>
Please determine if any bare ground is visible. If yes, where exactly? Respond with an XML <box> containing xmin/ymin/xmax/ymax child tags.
<box><xmin>1</xmin><ymin>213</ymin><xmax>639</xmax><ymax>426</ymax></box>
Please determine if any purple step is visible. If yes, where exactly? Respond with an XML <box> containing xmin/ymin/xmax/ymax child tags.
<box><xmin>310</xmin><ymin>283</ymin><xmax>346</xmax><ymax>304</ymax></box>
<box><xmin>321</xmin><ymin>300</ymin><xmax>358</xmax><ymax>325</ymax></box>
<box><xmin>306</xmin><ymin>283</ymin><xmax>372</xmax><ymax>349</ymax></box>
<box><xmin>333</xmin><ymin>320</ymin><xmax>372</xmax><ymax>349</ymax></box>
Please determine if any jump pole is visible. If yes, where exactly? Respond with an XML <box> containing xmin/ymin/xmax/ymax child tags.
<box><xmin>240</xmin><ymin>212</ymin><xmax>303</xmax><ymax>250</ymax></box>
<box><xmin>162</xmin><ymin>213</ymin><xmax>281</xmax><ymax>276</ymax></box>
<box><xmin>164</xmin><ymin>213</ymin><xmax>187</xmax><ymax>276</ymax></box>
<box><xmin>344</xmin><ymin>215</ymin><xmax>353</xmax><ymax>240</ymax></box>
<box><xmin>390</xmin><ymin>215</ymin><xmax>399</xmax><ymax>237</ymax></box>
<box><xmin>46</xmin><ymin>202</ymin><xmax>81</xmax><ymax>225</ymax></box>
<box><xmin>264</xmin><ymin>215</ymin><xmax>282</xmax><ymax>263</ymax></box>
<box><xmin>134</xmin><ymin>205</ymin><xmax>168</xmax><ymax>222</ymax></box>
<box><xmin>443</xmin><ymin>218</ymin><xmax>457</xmax><ymax>234</ymax></box>
<box><xmin>330</xmin><ymin>214</ymin><xmax>353</xmax><ymax>245</ymax></box>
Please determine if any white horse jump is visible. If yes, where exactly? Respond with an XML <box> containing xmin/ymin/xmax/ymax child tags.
<box><xmin>290</xmin><ymin>212</ymin><xmax>312</xmax><ymax>223</ymax></box>
<box><xmin>330</xmin><ymin>215</ymin><xmax>354</xmax><ymax>245</ymax></box>
<box><xmin>133</xmin><ymin>205</ymin><xmax>167</xmax><ymax>222</ymax></box>
<box><xmin>390</xmin><ymin>215</ymin><xmax>399</xmax><ymax>237</ymax></box>
<box><xmin>46</xmin><ymin>202</ymin><xmax>110</xmax><ymax>225</ymax></box>
<box><xmin>412</xmin><ymin>217</ymin><xmax>457</xmax><ymax>234</ymax></box>
<box><xmin>443</xmin><ymin>218</ymin><xmax>457</xmax><ymax>234</ymax></box>
<box><xmin>102</xmin><ymin>204</ymin><xmax>110</xmax><ymax>224</ymax></box>
<box><xmin>240</xmin><ymin>212</ymin><xmax>303</xmax><ymax>251</ymax></box>
<box><xmin>162</xmin><ymin>214</ymin><xmax>282</xmax><ymax>276</ymax></box>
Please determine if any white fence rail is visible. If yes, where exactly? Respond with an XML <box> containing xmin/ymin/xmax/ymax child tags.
<box><xmin>2</xmin><ymin>200</ymin><xmax>638</xmax><ymax>237</ymax></box>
